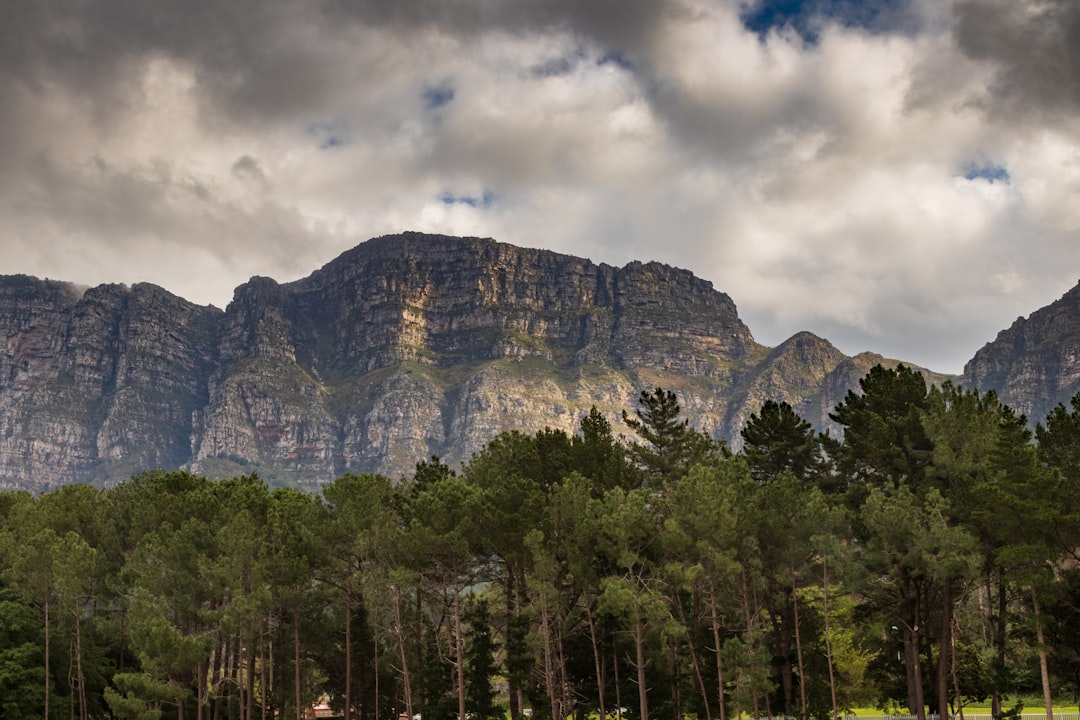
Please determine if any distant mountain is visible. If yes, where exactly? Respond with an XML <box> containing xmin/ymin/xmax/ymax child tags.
<box><xmin>962</xmin><ymin>281</ymin><xmax>1080</xmax><ymax>420</ymax></box>
<box><xmin>0</xmin><ymin>232</ymin><xmax>942</xmax><ymax>490</ymax></box>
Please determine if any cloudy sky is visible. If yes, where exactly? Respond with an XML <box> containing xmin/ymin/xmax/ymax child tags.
<box><xmin>2</xmin><ymin>0</ymin><xmax>1079</xmax><ymax>373</ymax></box>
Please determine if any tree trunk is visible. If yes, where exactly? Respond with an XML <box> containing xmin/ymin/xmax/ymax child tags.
<box><xmin>542</xmin><ymin>602</ymin><xmax>560</xmax><ymax>720</ymax></box>
<box><xmin>586</xmin><ymin>606</ymin><xmax>608</xmax><ymax>720</ymax></box>
<box><xmin>247</xmin><ymin>634</ymin><xmax>257</xmax><ymax>720</ymax></box>
<box><xmin>45</xmin><ymin>594</ymin><xmax>51</xmax><ymax>720</ymax></box>
<box><xmin>901</xmin><ymin>588</ymin><xmax>926</xmax><ymax>720</ymax></box>
<box><xmin>614</xmin><ymin>640</ymin><xmax>624</xmax><ymax>720</ymax></box>
<box><xmin>346</xmin><ymin>594</ymin><xmax>354</xmax><ymax>720</ymax></box>
<box><xmin>507</xmin><ymin>570</ymin><xmax>522</xmax><ymax>720</ymax></box>
<box><xmin>708</xmin><ymin>578</ymin><xmax>728</xmax><ymax>720</ymax></box>
<box><xmin>951</xmin><ymin>615</ymin><xmax>964</xmax><ymax>720</ymax></box>
<box><xmin>990</xmin><ymin>569</ymin><xmax>1003</xmax><ymax>718</ymax></box>
<box><xmin>669</xmin><ymin>638</ymin><xmax>681</xmax><ymax>720</ymax></box>
<box><xmin>937</xmin><ymin>582</ymin><xmax>953</xmax><ymax>720</ymax></box>
<box><xmin>740</xmin><ymin>570</ymin><xmax>760</xmax><ymax>720</ymax></box>
<box><xmin>75</xmin><ymin>609</ymin><xmax>88</xmax><ymax>720</ymax></box>
<box><xmin>635</xmin><ymin>619</ymin><xmax>650</xmax><ymax>720</ymax></box>
<box><xmin>791</xmin><ymin>567</ymin><xmax>808</xmax><ymax>720</ymax></box>
<box><xmin>772</xmin><ymin>606</ymin><xmax>794</xmax><ymax>719</ymax></box>
<box><xmin>821</xmin><ymin>556</ymin><xmax>839</xmax><ymax>720</ymax></box>
<box><xmin>455</xmin><ymin>590</ymin><xmax>466</xmax><ymax>720</ymax></box>
<box><xmin>670</xmin><ymin>588</ymin><xmax>709</xmax><ymax>720</ymax></box>
<box><xmin>393</xmin><ymin>588</ymin><xmax>414</xmax><ymax>720</ymax></box>
<box><xmin>261</xmin><ymin>620</ymin><xmax>267</xmax><ymax>720</ymax></box>
<box><xmin>295</xmin><ymin>611</ymin><xmax>303</xmax><ymax>720</ymax></box>
<box><xmin>1031</xmin><ymin>586</ymin><xmax>1053</xmax><ymax>720</ymax></box>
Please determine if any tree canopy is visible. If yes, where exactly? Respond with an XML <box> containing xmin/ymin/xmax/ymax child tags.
<box><xmin>3</xmin><ymin>372</ymin><xmax>1080</xmax><ymax>720</ymax></box>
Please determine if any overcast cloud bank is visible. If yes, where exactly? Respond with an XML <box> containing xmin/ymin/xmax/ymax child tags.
<box><xmin>2</xmin><ymin>0</ymin><xmax>1079</xmax><ymax>373</ymax></box>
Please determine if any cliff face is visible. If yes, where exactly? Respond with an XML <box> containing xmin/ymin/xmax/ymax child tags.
<box><xmin>0</xmin><ymin>278</ymin><xmax>220</xmax><ymax>488</ymax></box>
<box><xmin>962</xmin><ymin>281</ymin><xmax>1080</xmax><ymax>420</ymax></box>
<box><xmin>188</xmin><ymin>234</ymin><xmax>761</xmax><ymax>487</ymax></box>
<box><xmin>0</xmin><ymin>232</ymin><xmax>944</xmax><ymax>490</ymax></box>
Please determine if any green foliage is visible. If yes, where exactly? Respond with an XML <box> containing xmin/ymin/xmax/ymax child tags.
<box><xmin>623</xmin><ymin>386</ymin><xmax>723</xmax><ymax>487</ymax></box>
<box><xmin>3</xmin><ymin>379</ymin><xmax>1080</xmax><ymax>720</ymax></box>
<box><xmin>464</xmin><ymin>597</ymin><xmax>499</xmax><ymax>720</ymax></box>
<box><xmin>0</xmin><ymin>583</ymin><xmax>44</xmax><ymax>720</ymax></box>
<box><xmin>741</xmin><ymin>399</ymin><xmax>826</xmax><ymax>484</ymax></box>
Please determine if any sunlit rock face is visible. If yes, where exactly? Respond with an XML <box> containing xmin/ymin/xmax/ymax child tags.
<box><xmin>0</xmin><ymin>232</ymin><xmax>950</xmax><ymax>490</ymax></box>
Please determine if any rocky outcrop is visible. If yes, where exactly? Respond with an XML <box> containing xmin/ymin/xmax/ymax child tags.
<box><xmin>962</xmin><ymin>281</ymin><xmax>1080</xmax><ymax>420</ymax></box>
<box><xmin>0</xmin><ymin>232</ymin><xmax>958</xmax><ymax>490</ymax></box>
<box><xmin>0</xmin><ymin>278</ymin><xmax>220</xmax><ymax>488</ymax></box>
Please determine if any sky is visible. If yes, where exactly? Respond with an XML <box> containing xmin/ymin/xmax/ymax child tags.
<box><xmin>2</xmin><ymin>0</ymin><xmax>1079</xmax><ymax>374</ymax></box>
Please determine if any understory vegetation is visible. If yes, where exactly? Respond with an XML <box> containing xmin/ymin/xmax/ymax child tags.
<box><xmin>5</xmin><ymin>365</ymin><xmax>1080</xmax><ymax>720</ymax></box>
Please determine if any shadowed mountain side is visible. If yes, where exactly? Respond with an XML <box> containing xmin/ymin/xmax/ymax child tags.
<box><xmin>962</xmin><ymin>280</ymin><xmax>1080</xmax><ymax>420</ymax></box>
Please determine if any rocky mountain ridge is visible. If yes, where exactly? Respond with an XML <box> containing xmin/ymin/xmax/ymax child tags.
<box><xmin>0</xmin><ymin>231</ymin><xmax>1034</xmax><ymax>491</ymax></box>
<box><xmin>961</xmin><ymin>280</ymin><xmax>1080</xmax><ymax>420</ymax></box>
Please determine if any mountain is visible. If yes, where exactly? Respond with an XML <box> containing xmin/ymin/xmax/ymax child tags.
<box><xmin>962</xmin><ymin>281</ymin><xmax>1080</xmax><ymax>420</ymax></box>
<box><xmin>0</xmin><ymin>232</ymin><xmax>936</xmax><ymax>490</ymax></box>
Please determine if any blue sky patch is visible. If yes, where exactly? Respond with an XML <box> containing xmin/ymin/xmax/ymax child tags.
<box><xmin>440</xmin><ymin>190</ymin><xmax>496</xmax><ymax>209</ymax></box>
<box><xmin>742</xmin><ymin>0</ymin><xmax>912</xmax><ymax>42</ymax></box>
<box><xmin>424</xmin><ymin>86</ymin><xmax>455</xmax><ymax>110</ymax></box>
<box><xmin>963</xmin><ymin>163</ymin><xmax>1010</xmax><ymax>184</ymax></box>
<box><xmin>307</xmin><ymin>121</ymin><xmax>349</xmax><ymax>150</ymax></box>
<box><xmin>597</xmin><ymin>52</ymin><xmax>634</xmax><ymax>72</ymax></box>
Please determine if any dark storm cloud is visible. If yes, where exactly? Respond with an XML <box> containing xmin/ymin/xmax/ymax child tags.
<box><xmin>326</xmin><ymin>0</ymin><xmax>672</xmax><ymax>52</ymax></box>
<box><xmin>2</xmin><ymin>0</ymin><xmax>1079</xmax><ymax>376</ymax></box>
<box><xmin>953</xmin><ymin>0</ymin><xmax>1080</xmax><ymax>119</ymax></box>
<box><xmin>0</xmin><ymin>0</ymin><xmax>675</xmax><ymax>132</ymax></box>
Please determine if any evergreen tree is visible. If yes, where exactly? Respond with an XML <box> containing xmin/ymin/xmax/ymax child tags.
<box><xmin>464</xmin><ymin>597</ymin><xmax>499</xmax><ymax>720</ymax></box>
<box><xmin>828</xmin><ymin>364</ymin><xmax>933</xmax><ymax>496</ymax></box>
<box><xmin>623</xmin><ymin>387</ymin><xmax>722</xmax><ymax>487</ymax></box>
<box><xmin>741</xmin><ymin>400</ymin><xmax>826</xmax><ymax>485</ymax></box>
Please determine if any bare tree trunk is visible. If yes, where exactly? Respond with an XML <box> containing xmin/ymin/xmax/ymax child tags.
<box><xmin>455</xmin><ymin>591</ymin><xmax>467</xmax><ymax>720</ymax></box>
<box><xmin>1031</xmin><ymin>586</ymin><xmax>1053</xmax><ymax>720</ymax></box>
<box><xmin>76</xmin><ymin>610</ymin><xmax>89</xmax><ymax>720</ymax></box>
<box><xmin>614</xmin><ymin>638</ymin><xmax>624</xmax><ymax>720</ymax></box>
<box><xmin>635</xmin><ymin>620</ymin><xmax>650</xmax><ymax>720</ymax></box>
<box><xmin>262</xmin><ymin>620</ymin><xmax>267</xmax><ymax>720</ymax></box>
<box><xmin>938</xmin><ymin>582</ymin><xmax>953</xmax><ymax>720</ymax></box>
<box><xmin>247</xmin><ymin>634</ymin><xmax>257</xmax><ymax>720</ymax></box>
<box><xmin>346</xmin><ymin>595</ymin><xmax>354</xmax><ymax>720</ymax></box>
<box><xmin>992</xmin><ymin>572</ymin><xmax>1006</xmax><ymax>718</ymax></box>
<box><xmin>556</xmin><ymin>614</ymin><xmax>569</xmax><ymax>720</ymax></box>
<box><xmin>45</xmin><ymin>594</ymin><xmax>51</xmax><ymax>720</ymax></box>
<box><xmin>393</xmin><ymin>588</ymin><xmax>414</xmax><ymax>720</ymax></box>
<box><xmin>212</xmin><ymin>636</ymin><xmax>224</xmax><ymax>720</ymax></box>
<box><xmin>295</xmin><ymin>610</ymin><xmax>303</xmax><ymax>720</ymax></box>
<box><xmin>375</xmin><ymin>634</ymin><xmax>380</xmax><ymax>720</ymax></box>
<box><xmin>587</xmin><ymin>607</ymin><xmax>609</xmax><ymax>720</ymax></box>
<box><xmin>792</xmin><ymin>567</ymin><xmax>808</xmax><ymax>720</ymax></box>
<box><xmin>69</xmin><ymin>637</ymin><xmax>75</xmax><ymax>720</ymax></box>
<box><xmin>542</xmin><ymin>602</ymin><xmax>560</xmax><ymax>720</ymax></box>
<box><xmin>671</xmin><ymin>589</ymin><xmax>710</xmax><ymax>720</ymax></box>
<box><xmin>708</xmin><ymin>578</ymin><xmax>728</xmax><ymax>720</ymax></box>
<box><xmin>951</xmin><ymin>615</ymin><xmax>964</xmax><ymax>720</ymax></box>
<box><xmin>740</xmin><ymin>570</ymin><xmax>760</xmax><ymax>720</ymax></box>
<box><xmin>822</xmin><ymin>557</ymin><xmax>838</xmax><ymax>720</ymax></box>
<box><xmin>901</xmin><ymin>589</ymin><xmax>926</xmax><ymax>720</ymax></box>
<box><xmin>198</xmin><ymin>657</ymin><xmax>206</xmax><ymax>720</ymax></box>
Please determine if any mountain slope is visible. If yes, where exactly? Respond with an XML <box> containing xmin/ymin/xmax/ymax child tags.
<box><xmin>962</xmin><ymin>281</ymin><xmax>1080</xmax><ymax>419</ymax></box>
<box><xmin>0</xmin><ymin>232</ymin><xmax>940</xmax><ymax>490</ymax></box>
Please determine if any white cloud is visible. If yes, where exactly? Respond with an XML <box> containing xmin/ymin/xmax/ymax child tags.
<box><xmin>0</xmin><ymin>0</ymin><xmax>1078</xmax><ymax>373</ymax></box>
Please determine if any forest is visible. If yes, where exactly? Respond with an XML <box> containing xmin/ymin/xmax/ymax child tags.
<box><xmin>3</xmin><ymin>364</ymin><xmax>1080</xmax><ymax>720</ymax></box>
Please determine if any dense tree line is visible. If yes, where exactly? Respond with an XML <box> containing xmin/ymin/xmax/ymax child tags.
<box><xmin>3</xmin><ymin>365</ymin><xmax>1080</xmax><ymax>720</ymax></box>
